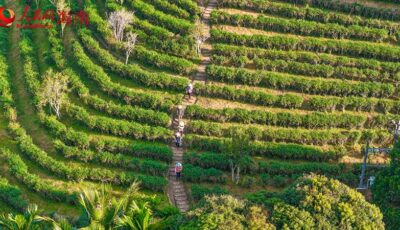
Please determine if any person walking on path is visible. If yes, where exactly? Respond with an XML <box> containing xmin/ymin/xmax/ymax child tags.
<box><xmin>175</xmin><ymin>132</ymin><xmax>182</xmax><ymax>147</ymax></box>
<box><xmin>178</xmin><ymin>121</ymin><xmax>185</xmax><ymax>135</ymax></box>
<box><xmin>186</xmin><ymin>83</ymin><xmax>193</xmax><ymax>99</ymax></box>
<box><xmin>177</xmin><ymin>105</ymin><xmax>185</xmax><ymax>121</ymax></box>
<box><xmin>175</xmin><ymin>162</ymin><xmax>183</xmax><ymax>180</ymax></box>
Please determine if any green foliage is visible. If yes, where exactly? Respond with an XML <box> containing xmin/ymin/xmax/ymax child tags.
<box><xmin>65</xmin><ymin>103</ymin><xmax>172</xmax><ymax>142</ymax></box>
<box><xmin>186</xmin><ymin>135</ymin><xmax>340</xmax><ymax>161</ymax></box>
<box><xmin>182</xmin><ymin>164</ymin><xmax>226</xmax><ymax>183</ymax></box>
<box><xmin>147</xmin><ymin>0</ymin><xmax>192</xmax><ymax>20</ymax></box>
<box><xmin>54</xmin><ymin>140</ymin><xmax>168</xmax><ymax>176</ymax></box>
<box><xmin>211</xmin><ymin>29</ymin><xmax>400</xmax><ymax>62</ymax></box>
<box><xmin>273</xmin><ymin>174</ymin><xmax>385</xmax><ymax>229</ymax></box>
<box><xmin>182</xmin><ymin>195</ymin><xmax>275</xmax><ymax>229</ymax></box>
<box><xmin>0</xmin><ymin>177</ymin><xmax>28</xmax><ymax>212</ymax></box>
<box><xmin>187</xmin><ymin>120</ymin><xmax>391</xmax><ymax>146</ymax></box>
<box><xmin>191</xmin><ymin>185</ymin><xmax>228</xmax><ymax>202</ymax></box>
<box><xmin>127</xmin><ymin>0</ymin><xmax>194</xmax><ymax>35</ymax></box>
<box><xmin>0</xmin><ymin>204</ymin><xmax>52</xmax><ymax>229</ymax></box>
<box><xmin>66</xmin><ymin>68</ymin><xmax>171</xmax><ymax>127</ymax></box>
<box><xmin>206</xmin><ymin>64</ymin><xmax>396</xmax><ymax>98</ymax></box>
<box><xmin>90</xmin><ymin>137</ymin><xmax>173</xmax><ymax>163</ymax></box>
<box><xmin>373</xmin><ymin>141</ymin><xmax>400</xmax><ymax>229</ymax></box>
<box><xmin>79</xmin><ymin>28</ymin><xmax>196</xmax><ymax>75</ymax></box>
<box><xmin>1</xmin><ymin>148</ymin><xmax>76</xmax><ymax>203</ymax></box>
<box><xmin>218</xmin><ymin>0</ymin><xmax>400</xmax><ymax>32</ymax></box>
<box><xmin>211</xmin><ymin>10</ymin><xmax>389</xmax><ymax>42</ymax></box>
<box><xmin>213</xmin><ymin>43</ymin><xmax>400</xmax><ymax>76</ymax></box>
<box><xmin>72</xmin><ymin>41</ymin><xmax>177</xmax><ymax>111</ymax></box>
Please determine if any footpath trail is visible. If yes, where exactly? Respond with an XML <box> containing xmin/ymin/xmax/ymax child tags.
<box><xmin>167</xmin><ymin>0</ymin><xmax>217</xmax><ymax>212</ymax></box>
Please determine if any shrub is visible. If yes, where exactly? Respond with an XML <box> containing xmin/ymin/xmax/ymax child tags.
<box><xmin>191</xmin><ymin>184</ymin><xmax>228</xmax><ymax>201</ymax></box>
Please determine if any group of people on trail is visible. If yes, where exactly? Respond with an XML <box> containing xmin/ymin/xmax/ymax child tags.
<box><xmin>174</xmin><ymin>83</ymin><xmax>193</xmax><ymax>148</ymax></box>
<box><xmin>175</xmin><ymin>118</ymin><xmax>185</xmax><ymax>147</ymax></box>
<box><xmin>172</xmin><ymin>83</ymin><xmax>194</xmax><ymax>180</ymax></box>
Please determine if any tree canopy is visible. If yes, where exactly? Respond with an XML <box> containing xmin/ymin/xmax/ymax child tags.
<box><xmin>373</xmin><ymin>142</ymin><xmax>400</xmax><ymax>230</ymax></box>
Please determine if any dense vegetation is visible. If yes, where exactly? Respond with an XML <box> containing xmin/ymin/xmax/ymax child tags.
<box><xmin>0</xmin><ymin>0</ymin><xmax>396</xmax><ymax>228</ymax></box>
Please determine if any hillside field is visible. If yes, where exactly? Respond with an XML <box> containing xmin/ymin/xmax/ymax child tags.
<box><xmin>0</xmin><ymin>0</ymin><xmax>399</xmax><ymax>228</ymax></box>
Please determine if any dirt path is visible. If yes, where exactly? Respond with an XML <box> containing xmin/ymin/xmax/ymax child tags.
<box><xmin>167</xmin><ymin>0</ymin><xmax>217</xmax><ymax>213</ymax></box>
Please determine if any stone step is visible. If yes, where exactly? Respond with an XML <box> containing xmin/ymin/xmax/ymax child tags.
<box><xmin>176</xmin><ymin>201</ymin><xmax>189</xmax><ymax>206</ymax></box>
<box><xmin>173</xmin><ymin>185</ymin><xmax>185</xmax><ymax>190</ymax></box>
<box><xmin>174</xmin><ymin>191</ymin><xmax>187</xmax><ymax>196</ymax></box>
<box><xmin>178</xmin><ymin>204</ymin><xmax>189</xmax><ymax>210</ymax></box>
<box><xmin>175</xmin><ymin>195</ymin><xmax>188</xmax><ymax>200</ymax></box>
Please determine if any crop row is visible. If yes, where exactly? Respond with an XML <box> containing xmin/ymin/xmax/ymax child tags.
<box><xmin>168</xmin><ymin>0</ymin><xmax>201</xmax><ymax>16</ymax></box>
<box><xmin>191</xmin><ymin>184</ymin><xmax>228</xmax><ymax>202</ymax></box>
<box><xmin>32</xmin><ymin>34</ymin><xmax>176</xmax><ymax>165</ymax></box>
<box><xmin>8</xmin><ymin>121</ymin><xmax>166</xmax><ymax>191</ymax></box>
<box><xmin>0</xmin><ymin>176</ymin><xmax>28</xmax><ymax>211</ymax></box>
<box><xmin>277</xmin><ymin>0</ymin><xmax>400</xmax><ymax>21</ymax></box>
<box><xmin>65</xmin><ymin>103</ymin><xmax>172</xmax><ymax>142</ymax></box>
<box><xmin>184</xmin><ymin>151</ymin><xmax>345</xmax><ymax>176</ymax></box>
<box><xmin>186</xmin><ymin>134</ymin><xmax>340</xmax><ymax>161</ymax></box>
<box><xmin>127</xmin><ymin>0</ymin><xmax>194</xmax><ymax>35</ymax></box>
<box><xmin>89</xmin><ymin>136</ymin><xmax>173</xmax><ymax>162</ymax></box>
<box><xmin>54</xmin><ymin>140</ymin><xmax>168</xmax><ymax>176</ymax></box>
<box><xmin>66</xmin><ymin>68</ymin><xmax>171</xmax><ymax>127</ymax></box>
<box><xmin>211</xmin><ymin>29</ymin><xmax>400</xmax><ymax>62</ymax></box>
<box><xmin>213</xmin><ymin>43</ymin><xmax>400</xmax><ymax>75</ymax></box>
<box><xmin>187</xmin><ymin>120</ymin><xmax>392</xmax><ymax>146</ymax></box>
<box><xmin>147</xmin><ymin>0</ymin><xmax>193</xmax><ymax>20</ymax></box>
<box><xmin>72</xmin><ymin>41</ymin><xmax>178</xmax><ymax>111</ymax></box>
<box><xmin>185</xmin><ymin>105</ymin><xmax>400</xmax><ymax>129</ymax></box>
<box><xmin>104</xmin><ymin>0</ymin><xmax>195</xmax><ymax>57</ymax></box>
<box><xmin>195</xmin><ymin>82</ymin><xmax>400</xmax><ymax>114</ymax></box>
<box><xmin>79</xmin><ymin>30</ymin><xmax>188</xmax><ymax>90</ymax></box>
<box><xmin>212</xmin><ymin>55</ymin><xmax>396</xmax><ymax>83</ymax></box>
<box><xmin>130</xmin><ymin>20</ymin><xmax>195</xmax><ymax>58</ymax></box>
<box><xmin>18</xmin><ymin>38</ymin><xmax>168</xmax><ymax>191</ymax></box>
<box><xmin>22</xmin><ymin>37</ymin><xmax>172</xmax><ymax>150</ymax></box>
<box><xmin>211</xmin><ymin>10</ymin><xmax>389</xmax><ymax>42</ymax></box>
<box><xmin>206</xmin><ymin>65</ymin><xmax>396</xmax><ymax>98</ymax></box>
<box><xmin>48</xmin><ymin>25</ymin><xmax>174</xmax><ymax>127</ymax></box>
<box><xmin>183</xmin><ymin>164</ymin><xmax>226</xmax><ymax>183</ymax></box>
<box><xmin>1</xmin><ymin>149</ymin><xmax>77</xmax><ymax>204</ymax></box>
<box><xmin>86</xmin><ymin>3</ymin><xmax>195</xmax><ymax>74</ymax></box>
<box><xmin>217</xmin><ymin>0</ymin><xmax>400</xmax><ymax>32</ymax></box>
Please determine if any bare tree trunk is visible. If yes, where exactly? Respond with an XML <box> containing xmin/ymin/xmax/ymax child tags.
<box><xmin>230</xmin><ymin>160</ymin><xmax>235</xmax><ymax>182</ymax></box>
<box><xmin>125</xmin><ymin>53</ymin><xmax>130</xmax><ymax>65</ymax></box>
<box><xmin>235</xmin><ymin>166</ymin><xmax>240</xmax><ymax>184</ymax></box>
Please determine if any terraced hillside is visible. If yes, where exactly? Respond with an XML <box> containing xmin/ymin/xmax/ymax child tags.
<box><xmin>0</xmin><ymin>0</ymin><xmax>399</xmax><ymax>221</ymax></box>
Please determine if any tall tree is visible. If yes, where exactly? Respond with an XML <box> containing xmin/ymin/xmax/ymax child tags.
<box><xmin>273</xmin><ymin>174</ymin><xmax>384</xmax><ymax>229</ymax></box>
<box><xmin>108</xmin><ymin>10</ymin><xmax>134</xmax><ymax>42</ymax></box>
<box><xmin>124</xmin><ymin>32</ymin><xmax>138</xmax><ymax>65</ymax></box>
<box><xmin>373</xmin><ymin>141</ymin><xmax>400</xmax><ymax>229</ymax></box>
<box><xmin>38</xmin><ymin>70</ymin><xmax>69</xmax><ymax>119</ymax></box>
<box><xmin>222</xmin><ymin>127</ymin><xmax>252</xmax><ymax>184</ymax></box>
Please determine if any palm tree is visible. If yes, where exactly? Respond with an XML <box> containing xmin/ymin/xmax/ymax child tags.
<box><xmin>0</xmin><ymin>204</ymin><xmax>48</xmax><ymax>230</ymax></box>
<box><xmin>79</xmin><ymin>182</ymin><xmax>143</xmax><ymax>230</ymax></box>
<box><xmin>116</xmin><ymin>202</ymin><xmax>156</xmax><ymax>230</ymax></box>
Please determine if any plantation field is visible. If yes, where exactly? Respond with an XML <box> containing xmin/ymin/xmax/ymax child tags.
<box><xmin>0</xmin><ymin>0</ymin><xmax>399</xmax><ymax>221</ymax></box>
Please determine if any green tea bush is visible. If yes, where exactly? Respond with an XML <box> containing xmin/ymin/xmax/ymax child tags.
<box><xmin>211</xmin><ymin>10</ymin><xmax>389</xmax><ymax>42</ymax></box>
<box><xmin>206</xmin><ymin>65</ymin><xmax>395</xmax><ymax>98</ymax></box>
<box><xmin>211</xmin><ymin>29</ymin><xmax>400</xmax><ymax>62</ymax></box>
